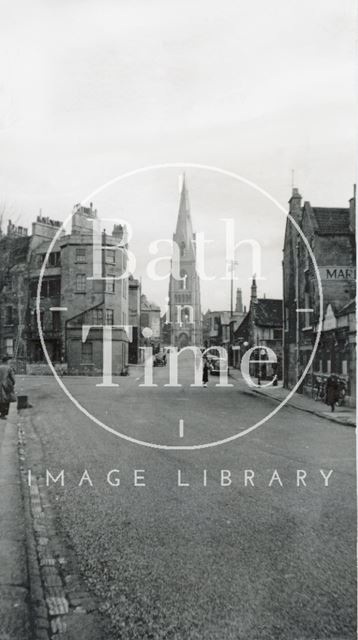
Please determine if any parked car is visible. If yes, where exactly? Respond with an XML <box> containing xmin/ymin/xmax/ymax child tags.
<box><xmin>153</xmin><ymin>351</ymin><xmax>167</xmax><ymax>367</ymax></box>
<box><xmin>209</xmin><ymin>356</ymin><xmax>229</xmax><ymax>376</ymax></box>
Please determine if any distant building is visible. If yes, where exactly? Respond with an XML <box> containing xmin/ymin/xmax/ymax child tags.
<box><xmin>165</xmin><ymin>175</ymin><xmax>202</xmax><ymax>348</ymax></box>
<box><xmin>234</xmin><ymin>277</ymin><xmax>283</xmax><ymax>378</ymax></box>
<box><xmin>282</xmin><ymin>186</ymin><xmax>356</xmax><ymax>404</ymax></box>
<box><xmin>0</xmin><ymin>204</ymin><xmax>130</xmax><ymax>375</ymax></box>
<box><xmin>128</xmin><ymin>276</ymin><xmax>141</xmax><ymax>364</ymax></box>
<box><xmin>202</xmin><ymin>288</ymin><xmax>246</xmax><ymax>354</ymax></box>
<box><xmin>141</xmin><ymin>294</ymin><xmax>161</xmax><ymax>353</ymax></box>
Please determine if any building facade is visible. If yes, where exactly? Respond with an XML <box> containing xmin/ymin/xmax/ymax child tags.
<box><xmin>165</xmin><ymin>175</ymin><xmax>202</xmax><ymax>349</ymax></box>
<box><xmin>202</xmin><ymin>289</ymin><xmax>246</xmax><ymax>356</ymax></box>
<box><xmin>140</xmin><ymin>294</ymin><xmax>161</xmax><ymax>353</ymax></box>
<box><xmin>234</xmin><ymin>277</ymin><xmax>283</xmax><ymax>378</ymax></box>
<box><xmin>0</xmin><ymin>205</ymin><xmax>130</xmax><ymax>375</ymax></box>
<box><xmin>282</xmin><ymin>186</ymin><xmax>356</xmax><ymax>405</ymax></box>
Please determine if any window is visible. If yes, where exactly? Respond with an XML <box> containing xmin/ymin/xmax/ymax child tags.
<box><xmin>106</xmin><ymin>250</ymin><xmax>115</xmax><ymax>264</ymax></box>
<box><xmin>76</xmin><ymin>274</ymin><xmax>86</xmax><ymax>293</ymax></box>
<box><xmin>30</xmin><ymin>280</ymin><xmax>38</xmax><ymax>297</ymax></box>
<box><xmin>93</xmin><ymin>309</ymin><xmax>103</xmax><ymax>325</ymax></box>
<box><xmin>123</xmin><ymin>278</ymin><xmax>127</xmax><ymax>299</ymax></box>
<box><xmin>52</xmin><ymin>311</ymin><xmax>61</xmax><ymax>332</ymax></box>
<box><xmin>5</xmin><ymin>338</ymin><xmax>13</xmax><ymax>356</ymax></box>
<box><xmin>33</xmin><ymin>311</ymin><xmax>44</xmax><ymax>329</ymax></box>
<box><xmin>7</xmin><ymin>274</ymin><xmax>13</xmax><ymax>291</ymax></box>
<box><xmin>30</xmin><ymin>278</ymin><xmax>61</xmax><ymax>297</ymax></box>
<box><xmin>81</xmin><ymin>341</ymin><xmax>93</xmax><ymax>364</ymax></box>
<box><xmin>5</xmin><ymin>306</ymin><xmax>13</xmax><ymax>325</ymax></box>
<box><xmin>180</xmin><ymin>241</ymin><xmax>185</xmax><ymax>257</ymax></box>
<box><xmin>273</xmin><ymin>328</ymin><xmax>281</xmax><ymax>340</ymax></box>
<box><xmin>48</xmin><ymin>278</ymin><xmax>61</xmax><ymax>297</ymax></box>
<box><xmin>48</xmin><ymin>252</ymin><xmax>60</xmax><ymax>267</ymax></box>
<box><xmin>105</xmin><ymin>277</ymin><xmax>115</xmax><ymax>293</ymax></box>
<box><xmin>37</xmin><ymin>254</ymin><xmax>45</xmax><ymax>268</ymax></box>
<box><xmin>304</xmin><ymin>293</ymin><xmax>311</xmax><ymax>328</ymax></box>
<box><xmin>105</xmin><ymin>309</ymin><xmax>114</xmax><ymax>325</ymax></box>
<box><xmin>37</xmin><ymin>252</ymin><xmax>60</xmax><ymax>267</ymax></box>
<box><xmin>76</xmin><ymin>247</ymin><xmax>86</xmax><ymax>263</ymax></box>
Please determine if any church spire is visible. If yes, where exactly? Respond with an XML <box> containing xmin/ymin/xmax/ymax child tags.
<box><xmin>174</xmin><ymin>173</ymin><xmax>195</xmax><ymax>255</ymax></box>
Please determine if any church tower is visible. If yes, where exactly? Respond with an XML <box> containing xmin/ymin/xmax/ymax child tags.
<box><xmin>167</xmin><ymin>174</ymin><xmax>202</xmax><ymax>348</ymax></box>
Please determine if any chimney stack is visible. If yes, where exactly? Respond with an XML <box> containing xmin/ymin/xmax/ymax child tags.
<box><xmin>289</xmin><ymin>187</ymin><xmax>302</xmax><ymax>223</ymax></box>
<box><xmin>349</xmin><ymin>184</ymin><xmax>356</xmax><ymax>234</ymax></box>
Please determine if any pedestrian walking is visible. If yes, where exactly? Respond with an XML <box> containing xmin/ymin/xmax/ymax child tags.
<box><xmin>202</xmin><ymin>358</ymin><xmax>209</xmax><ymax>388</ymax></box>
<box><xmin>0</xmin><ymin>356</ymin><xmax>16</xmax><ymax>419</ymax></box>
<box><xmin>326</xmin><ymin>374</ymin><xmax>339</xmax><ymax>413</ymax></box>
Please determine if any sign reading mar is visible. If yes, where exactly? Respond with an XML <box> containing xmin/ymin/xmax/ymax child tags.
<box><xmin>319</xmin><ymin>266</ymin><xmax>356</xmax><ymax>280</ymax></box>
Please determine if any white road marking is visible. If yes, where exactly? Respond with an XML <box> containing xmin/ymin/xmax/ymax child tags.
<box><xmin>179</xmin><ymin>419</ymin><xmax>184</xmax><ymax>438</ymax></box>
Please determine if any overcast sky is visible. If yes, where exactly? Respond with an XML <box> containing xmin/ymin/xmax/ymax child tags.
<box><xmin>0</xmin><ymin>0</ymin><xmax>356</xmax><ymax>311</ymax></box>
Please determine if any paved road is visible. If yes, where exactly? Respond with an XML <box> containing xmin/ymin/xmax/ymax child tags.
<box><xmin>0</xmin><ymin>412</ymin><xmax>31</xmax><ymax>639</ymax></box>
<box><xmin>20</xmin><ymin>354</ymin><xmax>356</xmax><ymax>639</ymax></box>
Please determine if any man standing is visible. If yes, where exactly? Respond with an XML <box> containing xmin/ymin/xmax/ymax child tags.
<box><xmin>0</xmin><ymin>356</ymin><xmax>16</xmax><ymax>419</ymax></box>
<box><xmin>202</xmin><ymin>358</ymin><xmax>210</xmax><ymax>388</ymax></box>
<box><xmin>326</xmin><ymin>374</ymin><xmax>340</xmax><ymax>413</ymax></box>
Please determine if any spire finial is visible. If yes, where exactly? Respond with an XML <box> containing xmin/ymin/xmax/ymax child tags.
<box><xmin>178</xmin><ymin>172</ymin><xmax>186</xmax><ymax>194</ymax></box>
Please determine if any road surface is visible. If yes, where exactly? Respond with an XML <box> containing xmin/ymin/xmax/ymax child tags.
<box><xmin>19</xmin><ymin>354</ymin><xmax>356</xmax><ymax>639</ymax></box>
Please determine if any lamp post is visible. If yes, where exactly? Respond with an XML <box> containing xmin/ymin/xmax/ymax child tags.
<box><xmin>227</xmin><ymin>259</ymin><xmax>239</xmax><ymax>365</ymax></box>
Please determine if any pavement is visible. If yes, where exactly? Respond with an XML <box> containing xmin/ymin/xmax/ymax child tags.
<box><xmin>0</xmin><ymin>404</ymin><xmax>31</xmax><ymax>640</ymax></box>
<box><xmin>229</xmin><ymin>367</ymin><xmax>356</xmax><ymax>427</ymax></box>
<box><xmin>1</xmin><ymin>357</ymin><xmax>356</xmax><ymax>639</ymax></box>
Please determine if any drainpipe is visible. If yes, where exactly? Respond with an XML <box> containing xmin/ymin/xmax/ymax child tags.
<box><xmin>295</xmin><ymin>238</ymin><xmax>300</xmax><ymax>383</ymax></box>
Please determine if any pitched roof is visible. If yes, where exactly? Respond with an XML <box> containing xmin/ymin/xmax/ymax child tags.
<box><xmin>312</xmin><ymin>207</ymin><xmax>351</xmax><ymax>235</ymax></box>
<box><xmin>253</xmin><ymin>298</ymin><xmax>282</xmax><ymax>327</ymax></box>
<box><xmin>337</xmin><ymin>298</ymin><xmax>356</xmax><ymax>316</ymax></box>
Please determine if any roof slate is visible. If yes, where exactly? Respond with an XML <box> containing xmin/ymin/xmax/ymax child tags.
<box><xmin>254</xmin><ymin>298</ymin><xmax>283</xmax><ymax>327</ymax></box>
<box><xmin>312</xmin><ymin>207</ymin><xmax>351</xmax><ymax>235</ymax></box>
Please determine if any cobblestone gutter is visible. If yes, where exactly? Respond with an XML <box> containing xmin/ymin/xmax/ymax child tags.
<box><xmin>17</xmin><ymin>413</ymin><xmax>108</xmax><ymax>640</ymax></box>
